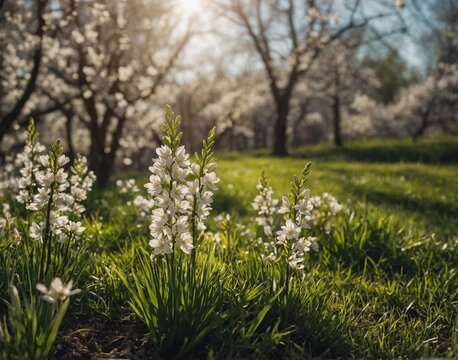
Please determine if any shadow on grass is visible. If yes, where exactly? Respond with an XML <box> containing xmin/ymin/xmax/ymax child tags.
<box><xmin>323</xmin><ymin>164</ymin><xmax>454</xmax><ymax>190</ymax></box>
<box><xmin>351</xmin><ymin>186</ymin><xmax>456</xmax><ymax>220</ymax></box>
<box><xmin>213</xmin><ymin>191</ymin><xmax>248</xmax><ymax>216</ymax></box>
<box><xmin>232</xmin><ymin>136</ymin><xmax>458</xmax><ymax>164</ymax></box>
<box><xmin>293</xmin><ymin>138</ymin><xmax>458</xmax><ymax>164</ymax></box>
<box><xmin>312</xmin><ymin>162</ymin><xmax>457</xmax><ymax>233</ymax></box>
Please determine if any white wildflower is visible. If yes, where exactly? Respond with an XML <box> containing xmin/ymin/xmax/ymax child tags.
<box><xmin>309</xmin><ymin>236</ymin><xmax>319</xmax><ymax>252</ymax></box>
<box><xmin>278</xmin><ymin>196</ymin><xmax>291</xmax><ymax>214</ymax></box>
<box><xmin>145</xmin><ymin>108</ymin><xmax>218</xmax><ymax>255</ymax></box>
<box><xmin>276</xmin><ymin>164</ymin><xmax>314</xmax><ymax>270</ymax></box>
<box><xmin>288</xmin><ymin>253</ymin><xmax>305</xmax><ymax>271</ymax></box>
<box><xmin>36</xmin><ymin>278</ymin><xmax>81</xmax><ymax>303</ymax></box>
<box><xmin>29</xmin><ymin>221</ymin><xmax>44</xmax><ymax>241</ymax></box>
<box><xmin>66</xmin><ymin>221</ymin><xmax>85</xmax><ymax>238</ymax></box>
<box><xmin>277</xmin><ymin>220</ymin><xmax>301</xmax><ymax>242</ymax></box>
<box><xmin>252</xmin><ymin>172</ymin><xmax>278</xmax><ymax>239</ymax></box>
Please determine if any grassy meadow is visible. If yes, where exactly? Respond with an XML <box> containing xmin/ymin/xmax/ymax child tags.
<box><xmin>1</xmin><ymin>134</ymin><xmax>457</xmax><ymax>359</ymax></box>
<box><xmin>216</xmin><ymin>136</ymin><xmax>458</xmax><ymax>236</ymax></box>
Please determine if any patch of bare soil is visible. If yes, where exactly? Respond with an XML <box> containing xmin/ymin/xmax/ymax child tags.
<box><xmin>54</xmin><ymin>313</ymin><xmax>153</xmax><ymax>359</ymax></box>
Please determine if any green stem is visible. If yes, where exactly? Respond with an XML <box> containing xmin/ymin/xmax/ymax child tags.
<box><xmin>285</xmin><ymin>240</ymin><xmax>291</xmax><ymax>295</ymax></box>
<box><xmin>60</xmin><ymin>234</ymin><xmax>73</xmax><ymax>274</ymax></box>
<box><xmin>40</xmin><ymin>184</ymin><xmax>55</xmax><ymax>280</ymax></box>
<box><xmin>191</xmin><ymin>151</ymin><xmax>208</xmax><ymax>266</ymax></box>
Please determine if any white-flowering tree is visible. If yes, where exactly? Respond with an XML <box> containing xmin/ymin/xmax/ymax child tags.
<box><xmin>305</xmin><ymin>37</ymin><xmax>379</xmax><ymax>146</ymax></box>
<box><xmin>398</xmin><ymin>63</ymin><xmax>458</xmax><ymax>139</ymax></box>
<box><xmin>346</xmin><ymin>62</ymin><xmax>458</xmax><ymax>139</ymax></box>
<box><xmin>38</xmin><ymin>0</ymin><xmax>194</xmax><ymax>186</ymax></box>
<box><xmin>1</xmin><ymin>0</ymin><xmax>194</xmax><ymax>186</ymax></box>
<box><xmin>0</xmin><ymin>0</ymin><xmax>49</xmax><ymax>142</ymax></box>
<box><xmin>214</xmin><ymin>0</ymin><xmax>402</xmax><ymax>155</ymax></box>
<box><xmin>201</xmin><ymin>73</ymin><xmax>272</xmax><ymax>150</ymax></box>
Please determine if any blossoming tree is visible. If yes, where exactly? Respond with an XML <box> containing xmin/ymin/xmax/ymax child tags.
<box><xmin>0</xmin><ymin>0</ymin><xmax>48</xmax><ymax>142</ymax></box>
<box><xmin>1</xmin><ymin>0</ymin><xmax>194</xmax><ymax>187</ymax></box>
<box><xmin>215</xmin><ymin>0</ymin><xmax>404</xmax><ymax>155</ymax></box>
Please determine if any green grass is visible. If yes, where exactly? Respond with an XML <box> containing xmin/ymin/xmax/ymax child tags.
<box><xmin>200</xmin><ymin>137</ymin><xmax>457</xmax><ymax>357</ymax></box>
<box><xmin>248</xmin><ymin>135</ymin><xmax>458</xmax><ymax>163</ymax></box>
<box><xmin>2</xmin><ymin>135</ymin><xmax>458</xmax><ymax>359</ymax></box>
<box><xmin>215</xmin><ymin>136</ymin><xmax>458</xmax><ymax>237</ymax></box>
<box><xmin>89</xmin><ymin>136</ymin><xmax>455</xmax><ymax>358</ymax></box>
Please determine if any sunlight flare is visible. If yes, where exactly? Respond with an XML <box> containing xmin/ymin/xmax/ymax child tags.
<box><xmin>179</xmin><ymin>0</ymin><xmax>203</xmax><ymax>15</ymax></box>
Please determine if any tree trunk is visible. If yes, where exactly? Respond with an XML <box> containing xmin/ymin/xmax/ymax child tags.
<box><xmin>229</xmin><ymin>126</ymin><xmax>234</xmax><ymax>151</ymax></box>
<box><xmin>0</xmin><ymin>0</ymin><xmax>47</xmax><ymax>142</ymax></box>
<box><xmin>88</xmin><ymin>115</ymin><xmax>127</xmax><ymax>188</ymax></box>
<box><xmin>63</xmin><ymin>110</ymin><xmax>75</xmax><ymax>165</ymax></box>
<box><xmin>412</xmin><ymin>117</ymin><xmax>428</xmax><ymax>142</ymax></box>
<box><xmin>272</xmin><ymin>96</ymin><xmax>290</xmax><ymax>156</ymax></box>
<box><xmin>412</xmin><ymin>107</ymin><xmax>431</xmax><ymax>142</ymax></box>
<box><xmin>333</xmin><ymin>93</ymin><xmax>343</xmax><ymax>146</ymax></box>
<box><xmin>89</xmin><ymin>126</ymin><xmax>105</xmax><ymax>187</ymax></box>
<box><xmin>96</xmin><ymin>160</ymin><xmax>112</xmax><ymax>188</ymax></box>
<box><xmin>292</xmin><ymin>101</ymin><xmax>309</xmax><ymax>147</ymax></box>
<box><xmin>90</xmin><ymin>149</ymin><xmax>112</xmax><ymax>188</ymax></box>
<box><xmin>262</xmin><ymin>122</ymin><xmax>268</xmax><ymax>148</ymax></box>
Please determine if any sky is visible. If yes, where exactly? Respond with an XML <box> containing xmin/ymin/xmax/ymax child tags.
<box><xmin>176</xmin><ymin>0</ymin><xmax>438</xmax><ymax>78</ymax></box>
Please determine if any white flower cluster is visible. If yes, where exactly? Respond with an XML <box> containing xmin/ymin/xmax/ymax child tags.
<box><xmin>309</xmin><ymin>192</ymin><xmax>343</xmax><ymax>219</ymax></box>
<box><xmin>1</xmin><ymin>124</ymin><xmax>96</xmax><ymax>245</ymax></box>
<box><xmin>0</xmin><ymin>203</ymin><xmax>20</xmax><ymax>242</ymax></box>
<box><xmin>9</xmin><ymin>139</ymin><xmax>46</xmax><ymax>202</ymax></box>
<box><xmin>116</xmin><ymin>178</ymin><xmax>154</xmax><ymax>217</ymax></box>
<box><xmin>68</xmin><ymin>156</ymin><xmax>97</xmax><ymax>215</ymax></box>
<box><xmin>36</xmin><ymin>277</ymin><xmax>81</xmax><ymax>304</ymax></box>
<box><xmin>27</xmin><ymin>153</ymin><xmax>92</xmax><ymax>243</ymax></box>
<box><xmin>251</xmin><ymin>169</ymin><xmax>320</xmax><ymax>267</ymax></box>
<box><xmin>252</xmin><ymin>180</ymin><xmax>278</xmax><ymax>238</ymax></box>
<box><xmin>145</xmin><ymin>140</ymin><xmax>219</xmax><ymax>255</ymax></box>
<box><xmin>133</xmin><ymin>195</ymin><xmax>155</xmax><ymax>217</ymax></box>
<box><xmin>0</xmin><ymin>127</ymin><xmax>92</xmax><ymax>247</ymax></box>
<box><xmin>276</xmin><ymin>188</ymin><xmax>314</xmax><ymax>271</ymax></box>
<box><xmin>116</xmin><ymin>179</ymin><xmax>139</xmax><ymax>194</ymax></box>
<box><xmin>146</xmin><ymin>145</ymin><xmax>192</xmax><ymax>254</ymax></box>
<box><xmin>188</xmin><ymin>160</ymin><xmax>219</xmax><ymax>233</ymax></box>
<box><xmin>252</xmin><ymin>173</ymin><xmax>280</xmax><ymax>262</ymax></box>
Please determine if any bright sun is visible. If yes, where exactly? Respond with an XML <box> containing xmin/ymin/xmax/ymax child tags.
<box><xmin>180</xmin><ymin>0</ymin><xmax>203</xmax><ymax>14</ymax></box>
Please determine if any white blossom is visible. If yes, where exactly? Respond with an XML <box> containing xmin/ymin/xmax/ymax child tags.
<box><xmin>276</xmin><ymin>220</ymin><xmax>301</xmax><ymax>244</ymax></box>
<box><xmin>30</xmin><ymin>221</ymin><xmax>44</xmax><ymax>242</ymax></box>
<box><xmin>36</xmin><ymin>278</ymin><xmax>81</xmax><ymax>303</ymax></box>
<box><xmin>145</xmin><ymin>142</ymin><xmax>192</xmax><ymax>255</ymax></box>
<box><xmin>252</xmin><ymin>176</ymin><xmax>278</xmax><ymax>238</ymax></box>
<box><xmin>144</xmin><ymin>110</ymin><xmax>218</xmax><ymax>255</ymax></box>
<box><xmin>278</xmin><ymin>196</ymin><xmax>291</xmax><ymax>214</ymax></box>
<box><xmin>310</xmin><ymin>192</ymin><xmax>343</xmax><ymax>223</ymax></box>
<box><xmin>275</xmin><ymin>166</ymin><xmax>314</xmax><ymax>270</ymax></box>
